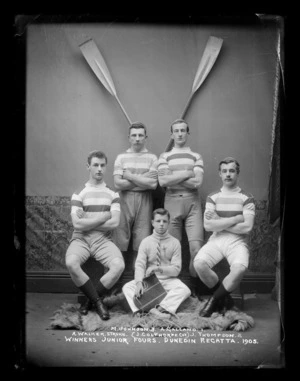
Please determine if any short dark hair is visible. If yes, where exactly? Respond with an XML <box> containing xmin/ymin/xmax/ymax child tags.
<box><xmin>87</xmin><ymin>150</ymin><xmax>108</xmax><ymax>165</ymax></box>
<box><xmin>218</xmin><ymin>157</ymin><xmax>240</xmax><ymax>174</ymax></box>
<box><xmin>129</xmin><ymin>122</ymin><xmax>147</xmax><ymax>135</ymax></box>
<box><xmin>170</xmin><ymin>118</ymin><xmax>189</xmax><ymax>133</ymax></box>
<box><xmin>152</xmin><ymin>208</ymin><xmax>170</xmax><ymax>221</ymax></box>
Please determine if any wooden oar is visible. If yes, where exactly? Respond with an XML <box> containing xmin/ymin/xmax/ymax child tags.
<box><xmin>79</xmin><ymin>38</ymin><xmax>132</xmax><ymax>125</ymax></box>
<box><xmin>164</xmin><ymin>36</ymin><xmax>223</xmax><ymax>152</ymax></box>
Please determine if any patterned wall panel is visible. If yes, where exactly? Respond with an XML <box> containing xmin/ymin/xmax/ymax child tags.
<box><xmin>248</xmin><ymin>200</ymin><xmax>280</xmax><ymax>272</ymax></box>
<box><xmin>26</xmin><ymin>196</ymin><xmax>72</xmax><ymax>271</ymax></box>
<box><xmin>25</xmin><ymin>196</ymin><xmax>280</xmax><ymax>273</ymax></box>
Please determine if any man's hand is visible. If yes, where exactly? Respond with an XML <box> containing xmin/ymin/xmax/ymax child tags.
<box><xmin>235</xmin><ymin>214</ymin><xmax>244</xmax><ymax>224</ymax></box>
<box><xmin>105</xmin><ymin>211</ymin><xmax>112</xmax><ymax>220</ymax></box>
<box><xmin>145</xmin><ymin>266</ymin><xmax>156</xmax><ymax>277</ymax></box>
<box><xmin>145</xmin><ymin>266</ymin><xmax>162</xmax><ymax>277</ymax></box>
<box><xmin>204</xmin><ymin>210</ymin><xmax>220</xmax><ymax>220</ymax></box>
<box><xmin>186</xmin><ymin>169</ymin><xmax>195</xmax><ymax>178</ymax></box>
<box><xmin>76</xmin><ymin>209</ymin><xmax>85</xmax><ymax>218</ymax></box>
<box><xmin>135</xmin><ymin>282</ymin><xmax>144</xmax><ymax>298</ymax></box>
<box><xmin>205</xmin><ymin>211</ymin><xmax>244</xmax><ymax>224</ymax></box>
<box><xmin>123</xmin><ymin>169</ymin><xmax>133</xmax><ymax>181</ymax></box>
<box><xmin>178</xmin><ymin>169</ymin><xmax>195</xmax><ymax>179</ymax></box>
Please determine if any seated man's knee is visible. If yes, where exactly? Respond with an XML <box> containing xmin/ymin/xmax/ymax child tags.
<box><xmin>184</xmin><ymin>284</ymin><xmax>192</xmax><ymax>298</ymax></box>
<box><xmin>110</xmin><ymin>257</ymin><xmax>125</xmax><ymax>274</ymax></box>
<box><xmin>189</xmin><ymin>242</ymin><xmax>201</xmax><ymax>257</ymax></box>
<box><xmin>65</xmin><ymin>256</ymin><xmax>80</xmax><ymax>273</ymax></box>
<box><xmin>193</xmin><ymin>258</ymin><xmax>209</xmax><ymax>274</ymax></box>
<box><xmin>122</xmin><ymin>281</ymin><xmax>133</xmax><ymax>294</ymax></box>
<box><xmin>231</xmin><ymin>264</ymin><xmax>247</xmax><ymax>277</ymax></box>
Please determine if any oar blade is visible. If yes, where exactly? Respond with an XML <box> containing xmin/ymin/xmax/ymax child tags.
<box><xmin>79</xmin><ymin>39</ymin><xmax>117</xmax><ymax>96</ymax></box>
<box><xmin>166</xmin><ymin>37</ymin><xmax>223</xmax><ymax>152</ymax></box>
<box><xmin>192</xmin><ymin>36</ymin><xmax>223</xmax><ymax>93</ymax></box>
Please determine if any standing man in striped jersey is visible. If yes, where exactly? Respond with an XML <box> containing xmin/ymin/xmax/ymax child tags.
<box><xmin>65</xmin><ymin>150</ymin><xmax>125</xmax><ymax>320</ymax></box>
<box><xmin>194</xmin><ymin>157</ymin><xmax>255</xmax><ymax>317</ymax></box>
<box><xmin>113</xmin><ymin>122</ymin><xmax>158</xmax><ymax>272</ymax></box>
<box><xmin>158</xmin><ymin>119</ymin><xmax>204</xmax><ymax>280</ymax></box>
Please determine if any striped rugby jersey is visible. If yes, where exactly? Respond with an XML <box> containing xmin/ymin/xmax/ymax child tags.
<box><xmin>158</xmin><ymin>147</ymin><xmax>204</xmax><ymax>191</ymax></box>
<box><xmin>205</xmin><ymin>186</ymin><xmax>255</xmax><ymax>218</ymax></box>
<box><xmin>113</xmin><ymin>148</ymin><xmax>158</xmax><ymax>191</ymax></box>
<box><xmin>71</xmin><ymin>182</ymin><xmax>120</xmax><ymax>233</ymax></box>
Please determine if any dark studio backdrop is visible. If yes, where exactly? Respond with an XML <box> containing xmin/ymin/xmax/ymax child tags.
<box><xmin>17</xmin><ymin>15</ymin><xmax>282</xmax><ymax>295</ymax></box>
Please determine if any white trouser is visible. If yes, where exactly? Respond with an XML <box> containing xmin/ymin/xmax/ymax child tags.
<box><xmin>122</xmin><ymin>278</ymin><xmax>191</xmax><ymax>315</ymax></box>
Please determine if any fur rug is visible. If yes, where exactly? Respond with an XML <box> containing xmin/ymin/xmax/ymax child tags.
<box><xmin>50</xmin><ymin>293</ymin><xmax>254</xmax><ymax>332</ymax></box>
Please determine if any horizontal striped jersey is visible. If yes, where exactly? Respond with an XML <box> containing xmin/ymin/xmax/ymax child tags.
<box><xmin>113</xmin><ymin>148</ymin><xmax>158</xmax><ymax>191</ymax></box>
<box><xmin>71</xmin><ymin>182</ymin><xmax>120</xmax><ymax>233</ymax></box>
<box><xmin>158</xmin><ymin>147</ymin><xmax>204</xmax><ymax>191</ymax></box>
<box><xmin>205</xmin><ymin>186</ymin><xmax>255</xmax><ymax>218</ymax></box>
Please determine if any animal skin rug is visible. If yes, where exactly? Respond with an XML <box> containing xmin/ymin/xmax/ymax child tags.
<box><xmin>50</xmin><ymin>292</ymin><xmax>254</xmax><ymax>332</ymax></box>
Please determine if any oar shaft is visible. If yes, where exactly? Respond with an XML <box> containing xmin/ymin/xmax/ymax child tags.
<box><xmin>164</xmin><ymin>92</ymin><xmax>193</xmax><ymax>151</ymax></box>
<box><xmin>79</xmin><ymin>38</ymin><xmax>133</xmax><ymax>125</ymax></box>
<box><xmin>164</xmin><ymin>137</ymin><xmax>174</xmax><ymax>152</ymax></box>
<box><xmin>181</xmin><ymin>93</ymin><xmax>194</xmax><ymax>119</ymax></box>
<box><xmin>115</xmin><ymin>95</ymin><xmax>132</xmax><ymax>125</ymax></box>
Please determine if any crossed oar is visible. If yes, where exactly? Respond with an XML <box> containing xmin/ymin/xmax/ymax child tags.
<box><xmin>79</xmin><ymin>36</ymin><xmax>223</xmax><ymax>152</ymax></box>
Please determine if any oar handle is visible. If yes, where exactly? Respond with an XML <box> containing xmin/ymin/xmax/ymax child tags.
<box><xmin>180</xmin><ymin>93</ymin><xmax>194</xmax><ymax>119</ymax></box>
<box><xmin>165</xmin><ymin>92</ymin><xmax>194</xmax><ymax>152</ymax></box>
<box><xmin>164</xmin><ymin>137</ymin><xmax>174</xmax><ymax>152</ymax></box>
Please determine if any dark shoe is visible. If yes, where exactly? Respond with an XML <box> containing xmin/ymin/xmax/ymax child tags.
<box><xmin>224</xmin><ymin>294</ymin><xmax>235</xmax><ymax>310</ymax></box>
<box><xmin>94</xmin><ymin>298</ymin><xmax>110</xmax><ymax>321</ymax></box>
<box><xmin>199</xmin><ymin>296</ymin><xmax>219</xmax><ymax>317</ymax></box>
<box><xmin>149</xmin><ymin>306</ymin><xmax>171</xmax><ymax>319</ymax></box>
<box><xmin>217</xmin><ymin>294</ymin><xmax>235</xmax><ymax>314</ymax></box>
<box><xmin>133</xmin><ymin>310</ymin><xmax>143</xmax><ymax>318</ymax></box>
<box><xmin>79</xmin><ymin>298</ymin><xmax>93</xmax><ymax>315</ymax></box>
<box><xmin>157</xmin><ymin>305</ymin><xmax>170</xmax><ymax>315</ymax></box>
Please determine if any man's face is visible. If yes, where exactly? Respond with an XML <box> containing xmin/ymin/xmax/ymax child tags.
<box><xmin>87</xmin><ymin>157</ymin><xmax>107</xmax><ymax>183</ymax></box>
<box><xmin>129</xmin><ymin>128</ymin><xmax>147</xmax><ymax>151</ymax></box>
<box><xmin>152</xmin><ymin>213</ymin><xmax>169</xmax><ymax>235</ymax></box>
<box><xmin>171</xmin><ymin>122</ymin><xmax>188</xmax><ymax>147</ymax></box>
<box><xmin>219</xmin><ymin>162</ymin><xmax>239</xmax><ymax>188</ymax></box>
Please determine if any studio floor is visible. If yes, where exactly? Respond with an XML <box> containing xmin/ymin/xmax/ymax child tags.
<box><xmin>22</xmin><ymin>292</ymin><xmax>284</xmax><ymax>369</ymax></box>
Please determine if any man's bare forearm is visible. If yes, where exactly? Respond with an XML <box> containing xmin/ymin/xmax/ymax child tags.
<box><xmin>95</xmin><ymin>218</ymin><xmax>120</xmax><ymax>231</ymax></box>
<box><xmin>204</xmin><ymin>214</ymin><xmax>244</xmax><ymax>232</ymax></box>
<box><xmin>125</xmin><ymin>173</ymin><xmax>157</xmax><ymax>189</ymax></box>
<box><xmin>158</xmin><ymin>170</ymin><xmax>194</xmax><ymax>187</ymax></box>
<box><xmin>181</xmin><ymin>175</ymin><xmax>203</xmax><ymax>189</ymax></box>
<box><xmin>72</xmin><ymin>212</ymin><xmax>111</xmax><ymax>231</ymax></box>
<box><xmin>114</xmin><ymin>177</ymin><xmax>136</xmax><ymax>191</ymax></box>
<box><xmin>225</xmin><ymin>215</ymin><xmax>254</xmax><ymax>234</ymax></box>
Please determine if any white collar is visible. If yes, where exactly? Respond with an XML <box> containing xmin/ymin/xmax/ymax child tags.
<box><xmin>85</xmin><ymin>181</ymin><xmax>106</xmax><ymax>188</ymax></box>
<box><xmin>152</xmin><ymin>230</ymin><xmax>170</xmax><ymax>240</ymax></box>
<box><xmin>126</xmin><ymin>147</ymin><xmax>148</xmax><ymax>153</ymax></box>
<box><xmin>220</xmin><ymin>186</ymin><xmax>241</xmax><ymax>194</ymax></box>
<box><xmin>171</xmin><ymin>146</ymin><xmax>191</xmax><ymax>152</ymax></box>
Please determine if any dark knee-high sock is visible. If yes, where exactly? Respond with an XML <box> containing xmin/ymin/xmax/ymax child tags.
<box><xmin>209</xmin><ymin>280</ymin><xmax>221</xmax><ymax>294</ymax></box>
<box><xmin>96</xmin><ymin>280</ymin><xmax>109</xmax><ymax>298</ymax></box>
<box><xmin>213</xmin><ymin>283</ymin><xmax>230</xmax><ymax>300</ymax></box>
<box><xmin>79</xmin><ymin>279</ymin><xmax>99</xmax><ymax>303</ymax></box>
